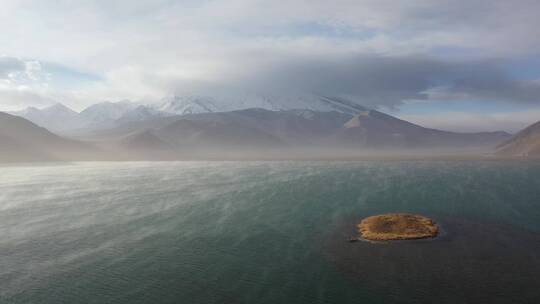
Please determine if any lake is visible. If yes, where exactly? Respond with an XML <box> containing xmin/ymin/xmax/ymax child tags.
<box><xmin>1</xmin><ymin>161</ymin><xmax>540</xmax><ymax>303</ymax></box>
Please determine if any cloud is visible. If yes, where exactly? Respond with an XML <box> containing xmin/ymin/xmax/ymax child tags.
<box><xmin>4</xmin><ymin>0</ymin><xmax>540</xmax><ymax>65</ymax></box>
<box><xmin>205</xmin><ymin>54</ymin><xmax>439</xmax><ymax>108</ymax></box>
<box><xmin>0</xmin><ymin>86</ymin><xmax>56</xmax><ymax>111</ymax></box>
<box><xmin>0</xmin><ymin>56</ymin><xmax>25</xmax><ymax>79</ymax></box>
<box><xmin>195</xmin><ymin>54</ymin><xmax>540</xmax><ymax>108</ymax></box>
<box><xmin>427</xmin><ymin>77</ymin><xmax>540</xmax><ymax>105</ymax></box>
<box><xmin>0</xmin><ymin>56</ymin><xmax>58</xmax><ymax>110</ymax></box>
<box><xmin>0</xmin><ymin>0</ymin><xmax>539</xmax><ymax>114</ymax></box>
<box><xmin>0</xmin><ymin>56</ymin><xmax>49</xmax><ymax>84</ymax></box>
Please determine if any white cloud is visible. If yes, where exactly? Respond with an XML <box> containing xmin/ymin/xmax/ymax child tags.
<box><xmin>3</xmin><ymin>0</ymin><xmax>540</xmax><ymax>72</ymax></box>
<box><xmin>0</xmin><ymin>56</ymin><xmax>25</xmax><ymax>78</ymax></box>
<box><xmin>0</xmin><ymin>0</ymin><xmax>539</xmax><ymax>117</ymax></box>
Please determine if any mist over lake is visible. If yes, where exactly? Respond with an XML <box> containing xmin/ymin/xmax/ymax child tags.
<box><xmin>1</xmin><ymin>161</ymin><xmax>540</xmax><ymax>303</ymax></box>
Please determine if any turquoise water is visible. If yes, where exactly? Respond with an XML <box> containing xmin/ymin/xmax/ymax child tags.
<box><xmin>1</xmin><ymin>161</ymin><xmax>540</xmax><ymax>303</ymax></box>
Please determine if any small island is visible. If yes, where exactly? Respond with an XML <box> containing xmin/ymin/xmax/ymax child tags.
<box><xmin>358</xmin><ymin>213</ymin><xmax>438</xmax><ymax>241</ymax></box>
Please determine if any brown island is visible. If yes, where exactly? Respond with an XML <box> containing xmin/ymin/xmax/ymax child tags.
<box><xmin>358</xmin><ymin>213</ymin><xmax>439</xmax><ymax>241</ymax></box>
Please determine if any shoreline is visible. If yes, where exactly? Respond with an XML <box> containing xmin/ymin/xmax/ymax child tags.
<box><xmin>1</xmin><ymin>154</ymin><xmax>539</xmax><ymax>164</ymax></box>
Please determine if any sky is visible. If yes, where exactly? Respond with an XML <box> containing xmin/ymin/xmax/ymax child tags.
<box><xmin>1</xmin><ymin>0</ymin><xmax>540</xmax><ymax>132</ymax></box>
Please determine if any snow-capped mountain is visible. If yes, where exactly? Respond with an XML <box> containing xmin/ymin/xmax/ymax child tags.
<box><xmin>10</xmin><ymin>103</ymin><xmax>87</xmax><ymax>133</ymax></box>
<box><xmin>9</xmin><ymin>101</ymin><xmax>154</xmax><ymax>133</ymax></box>
<box><xmin>3</xmin><ymin>99</ymin><xmax>512</xmax><ymax>160</ymax></box>
<box><xmin>8</xmin><ymin>93</ymin><xmax>371</xmax><ymax>134</ymax></box>
<box><xmin>154</xmin><ymin>95</ymin><xmax>223</xmax><ymax>114</ymax></box>
<box><xmin>79</xmin><ymin>101</ymin><xmax>138</xmax><ymax>123</ymax></box>
<box><xmin>115</xmin><ymin>105</ymin><xmax>170</xmax><ymax>124</ymax></box>
<box><xmin>153</xmin><ymin>94</ymin><xmax>369</xmax><ymax>115</ymax></box>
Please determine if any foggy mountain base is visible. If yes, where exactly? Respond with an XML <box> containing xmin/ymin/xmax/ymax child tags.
<box><xmin>1</xmin><ymin>104</ymin><xmax>526</xmax><ymax>162</ymax></box>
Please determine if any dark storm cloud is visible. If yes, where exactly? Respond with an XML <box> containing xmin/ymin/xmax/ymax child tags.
<box><xmin>223</xmin><ymin>54</ymin><xmax>540</xmax><ymax>108</ymax></box>
<box><xmin>444</xmin><ymin>64</ymin><xmax>540</xmax><ymax>104</ymax></box>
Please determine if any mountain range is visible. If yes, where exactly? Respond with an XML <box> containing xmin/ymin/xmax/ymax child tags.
<box><xmin>10</xmin><ymin>103</ymin><xmax>85</xmax><ymax>133</ymax></box>
<box><xmin>8</xmin><ymin>95</ymin><xmax>370</xmax><ymax>134</ymax></box>
<box><xmin>9</xmin><ymin>101</ymin><xmax>160</xmax><ymax>134</ymax></box>
<box><xmin>4</xmin><ymin>94</ymin><xmax>540</xmax><ymax>161</ymax></box>
<box><xmin>107</xmin><ymin>108</ymin><xmax>510</xmax><ymax>158</ymax></box>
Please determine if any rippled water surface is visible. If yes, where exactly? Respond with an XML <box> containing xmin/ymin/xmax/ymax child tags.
<box><xmin>1</xmin><ymin>161</ymin><xmax>540</xmax><ymax>303</ymax></box>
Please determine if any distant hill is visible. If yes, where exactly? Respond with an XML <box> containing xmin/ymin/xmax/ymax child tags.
<box><xmin>337</xmin><ymin>110</ymin><xmax>511</xmax><ymax>149</ymax></box>
<box><xmin>0</xmin><ymin>112</ymin><xmax>98</xmax><ymax>162</ymax></box>
<box><xmin>496</xmin><ymin>121</ymin><xmax>540</xmax><ymax>157</ymax></box>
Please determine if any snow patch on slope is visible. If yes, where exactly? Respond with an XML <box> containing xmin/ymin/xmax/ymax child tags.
<box><xmin>153</xmin><ymin>93</ymin><xmax>369</xmax><ymax>115</ymax></box>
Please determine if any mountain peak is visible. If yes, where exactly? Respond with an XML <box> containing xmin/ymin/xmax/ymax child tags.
<box><xmin>154</xmin><ymin>93</ymin><xmax>371</xmax><ymax>116</ymax></box>
<box><xmin>80</xmin><ymin>100</ymin><xmax>139</xmax><ymax>123</ymax></box>
<box><xmin>44</xmin><ymin>103</ymin><xmax>77</xmax><ymax>114</ymax></box>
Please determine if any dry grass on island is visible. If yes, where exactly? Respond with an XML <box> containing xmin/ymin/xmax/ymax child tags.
<box><xmin>358</xmin><ymin>213</ymin><xmax>438</xmax><ymax>241</ymax></box>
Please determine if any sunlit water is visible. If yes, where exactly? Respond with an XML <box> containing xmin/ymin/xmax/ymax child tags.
<box><xmin>1</xmin><ymin>161</ymin><xmax>540</xmax><ymax>303</ymax></box>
